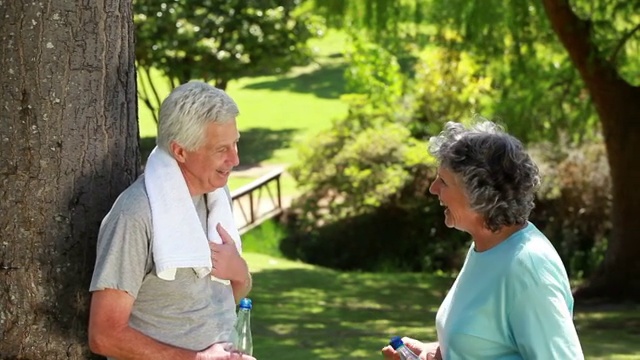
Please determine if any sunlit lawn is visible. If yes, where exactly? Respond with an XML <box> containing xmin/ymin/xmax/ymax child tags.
<box><xmin>244</xmin><ymin>252</ymin><xmax>640</xmax><ymax>360</ymax></box>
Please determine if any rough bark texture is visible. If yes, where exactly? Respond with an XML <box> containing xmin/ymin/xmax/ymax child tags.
<box><xmin>0</xmin><ymin>0</ymin><xmax>138</xmax><ymax>358</ymax></box>
<box><xmin>542</xmin><ymin>0</ymin><xmax>640</xmax><ymax>302</ymax></box>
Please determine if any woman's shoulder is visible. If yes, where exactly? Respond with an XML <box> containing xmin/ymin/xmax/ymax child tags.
<box><xmin>506</xmin><ymin>223</ymin><xmax>570</xmax><ymax>288</ymax></box>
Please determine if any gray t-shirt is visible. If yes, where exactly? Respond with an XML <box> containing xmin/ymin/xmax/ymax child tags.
<box><xmin>89</xmin><ymin>176</ymin><xmax>237</xmax><ymax>351</ymax></box>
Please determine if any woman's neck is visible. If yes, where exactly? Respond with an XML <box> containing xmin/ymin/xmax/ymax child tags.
<box><xmin>471</xmin><ymin>222</ymin><xmax>527</xmax><ymax>252</ymax></box>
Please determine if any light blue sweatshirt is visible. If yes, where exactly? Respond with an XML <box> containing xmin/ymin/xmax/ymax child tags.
<box><xmin>435</xmin><ymin>222</ymin><xmax>584</xmax><ymax>359</ymax></box>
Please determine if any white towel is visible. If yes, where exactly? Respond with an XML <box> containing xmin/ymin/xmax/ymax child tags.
<box><xmin>144</xmin><ymin>146</ymin><xmax>242</xmax><ymax>283</ymax></box>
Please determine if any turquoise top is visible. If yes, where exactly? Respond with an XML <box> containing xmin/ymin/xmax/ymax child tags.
<box><xmin>435</xmin><ymin>222</ymin><xmax>584</xmax><ymax>359</ymax></box>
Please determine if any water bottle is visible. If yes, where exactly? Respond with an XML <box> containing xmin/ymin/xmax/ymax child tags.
<box><xmin>389</xmin><ymin>336</ymin><xmax>420</xmax><ymax>360</ymax></box>
<box><xmin>233</xmin><ymin>297</ymin><xmax>253</xmax><ymax>356</ymax></box>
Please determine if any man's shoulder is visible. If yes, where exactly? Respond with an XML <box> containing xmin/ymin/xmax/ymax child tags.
<box><xmin>107</xmin><ymin>175</ymin><xmax>151</xmax><ymax>220</ymax></box>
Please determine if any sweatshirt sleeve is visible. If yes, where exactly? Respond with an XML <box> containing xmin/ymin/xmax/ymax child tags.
<box><xmin>508</xmin><ymin>283</ymin><xmax>584</xmax><ymax>360</ymax></box>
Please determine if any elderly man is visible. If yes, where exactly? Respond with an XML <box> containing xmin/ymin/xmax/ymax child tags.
<box><xmin>88</xmin><ymin>81</ymin><xmax>255</xmax><ymax>360</ymax></box>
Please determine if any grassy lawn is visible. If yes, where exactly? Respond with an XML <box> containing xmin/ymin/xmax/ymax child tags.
<box><xmin>137</xmin><ymin>30</ymin><xmax>349</xmax><ymax>193</ymax></box>
<box><xmin>245</xmin><ymin>252</ymin><xmax>640</xmax><ymax>360</ymax></box>
<box><xmin>241</xmin><ymin>220</ymin><xmax>640</xmax><ymax>359</ymax></box>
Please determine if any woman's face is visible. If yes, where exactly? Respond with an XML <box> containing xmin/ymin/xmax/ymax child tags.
<box><xmin>429</xmin><ymin>166</ymin><xmax>479</xmax><ymax>233</ymax></box>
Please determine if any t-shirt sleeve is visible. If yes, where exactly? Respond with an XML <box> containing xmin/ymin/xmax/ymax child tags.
<box><xmin>508</xmin><ymin>283</ymin><xmax>584</xmax><ymax>360</ymax></box>
<box><xmin>89</xmin><ymin>203</ymin><xmax>151</xmax><ymax>299</ymax></box>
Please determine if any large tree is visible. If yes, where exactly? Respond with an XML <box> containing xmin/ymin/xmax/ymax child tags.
<box><xmin>0</xmin><ymin>0</ymin><xmax>138</xmax><ymax>358</ymax></box>
<box><xmin>541</xmin><ymin>0</ymin><xmax>640</xmax><ymax>301</ymax></box>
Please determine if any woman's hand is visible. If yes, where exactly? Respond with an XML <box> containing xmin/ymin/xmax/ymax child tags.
<box><xmin>423</xmin><ymin>343</ymin><xmax>442</xmax><ymax>360</ymax></box>
<box><xmin>381</xmin><ymin>337</ymin><xmax>439</xmax><ymax>360</ymax></box>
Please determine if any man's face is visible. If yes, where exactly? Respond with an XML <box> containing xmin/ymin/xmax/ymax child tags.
<box><xmin>173</xmin><ymin>120</ymin><xmax>240</xmax><ymax>196</ymax></box>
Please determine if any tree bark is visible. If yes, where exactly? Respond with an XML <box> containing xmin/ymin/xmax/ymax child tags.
<box><xmin>0</xmin><ymin>0</ymin><xmax>138</xmax><ymax>358</ymax></box>
<box><xmin>542</xmin><ymin>0</ymin><xmax>640</xmax><ymax>302</ymax></box>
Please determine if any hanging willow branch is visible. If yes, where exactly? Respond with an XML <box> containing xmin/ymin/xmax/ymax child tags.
<box><xmin>609</xmin><ymin>23</ymin><xmax>640</xmax><ymax>65</ymax></box>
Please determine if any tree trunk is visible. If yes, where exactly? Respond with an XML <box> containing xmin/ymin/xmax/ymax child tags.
<box><xmin>0</xmin><ymin>1</ymin><xmax>138</xmax><ymax>358</ymax></box>
<box><xmin>542</xmin><ymin>0</ymin><xmax>640</xmax><ymax>302</ymax></box>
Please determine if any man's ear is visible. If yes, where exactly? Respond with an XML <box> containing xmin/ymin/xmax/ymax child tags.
<box><xmin>169</xmin><ymin>141</ymin><xmax>187</xmax><ymax>163</ymax></box>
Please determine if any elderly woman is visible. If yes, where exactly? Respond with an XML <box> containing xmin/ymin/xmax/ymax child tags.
<box><xmin>382</xmin><ymin>120</ymin><xmax>584</xmax><ymax>360</ymax></box>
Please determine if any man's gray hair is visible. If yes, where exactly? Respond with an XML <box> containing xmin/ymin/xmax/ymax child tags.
<box><xmin>157</xmin><ymin>81</ymin><xmax>239</xmax><ymax>152</ymax></box>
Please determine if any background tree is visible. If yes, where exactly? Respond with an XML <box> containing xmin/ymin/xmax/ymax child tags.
<box><xmin>0</xmin><ymin>0</ymin><xmax>138</xmax><ymax>358</ymax></box>
<box><xmin>412</xmin><ymin>0</ymin><xmax>640</xmax><ymax>301</ymax></box>
<box><xmin>307</xmin><ymin>0</ymin><xmax>640</xmax><ymax>300</ymax></box>
<box><xmin>135</xmin><ymin>0</ymin><xmax>322</xmax><ymax>122</ymax></box>
<box><xmin>541</xmin><ymin>0</ymin><xmax>640</xmax><ymax>300</ymax></box>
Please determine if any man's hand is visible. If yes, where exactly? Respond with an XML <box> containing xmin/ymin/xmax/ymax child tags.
<box><xmin>210</xmin><ymin>224</ymin><xmax>248</xmax><ymax>282</ymax></box>
<box><xmin>196</xmin><ymin>343</ymin><xmax>256</xmax><ymax>360</ymax></box>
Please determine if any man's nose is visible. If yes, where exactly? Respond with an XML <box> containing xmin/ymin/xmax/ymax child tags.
<box><xmin>229</xmin><ymin>145</ymin><xmax>240</xmax><ymax>167</ymax></box>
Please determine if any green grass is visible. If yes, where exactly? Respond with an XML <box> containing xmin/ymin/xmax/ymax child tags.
<box><xmin>240</xmin><ymin>217</ymin><xmax>290</xmax><ymax>258</ymax></box>
<box><xmin>244</xmin><ymin>252</ymin><xmax>640</xmax><ymax>360</ymax></box>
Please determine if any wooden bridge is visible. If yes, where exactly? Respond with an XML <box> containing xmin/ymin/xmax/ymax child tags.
<box><xmin>230</xmin><ymin>167</ymin><xmax>285</xmax><ymax>235</ymax></box>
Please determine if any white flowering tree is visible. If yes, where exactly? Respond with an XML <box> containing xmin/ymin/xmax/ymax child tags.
<box><xmin>135</xmin><ymin>0</ymin><xmax>322</xmax><ymax>122</ymax></box>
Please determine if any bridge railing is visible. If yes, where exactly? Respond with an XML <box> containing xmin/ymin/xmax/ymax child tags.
<box><xmin>230</xmin><ymin>167</ymin><xmax>284</xmax><ymax>235</ymax></box>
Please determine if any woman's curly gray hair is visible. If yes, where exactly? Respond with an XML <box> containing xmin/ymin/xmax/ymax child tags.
<box><xmin>429</xmin><ymin>120</ymin><xmax>541</xmax><ymax>232</ymax></box>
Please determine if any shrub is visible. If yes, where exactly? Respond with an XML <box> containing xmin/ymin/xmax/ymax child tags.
<box><xmin>280</xmin><ymin>183</ymin><xmax>470</xmax><ymax>273</ymax></box>
<box><xmin>530</xmin><ymin>139</ymin><xmax>611</xmax><ymax>279</ymax></box>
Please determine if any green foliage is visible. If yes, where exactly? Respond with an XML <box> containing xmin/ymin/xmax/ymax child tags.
<box><xmin>284</xmin><ymin>34</ymin><xmax>506</xmax><ymax>273</ymax></box>
<box><xmin>280</xmin><ymin>203</ymin><xmax>471</xmax><ymax>272</ymax></box>
<box><xmin>570</xmin><ymin>0</ymin><xmax>640</xmax><ymax>84</ymax></box>
<box><xmin>284</xmin><ymin>27</ymin><xmax>613</xmax><ymax>277</ymax></box>
<box><xmin>408</xmin><ymin>46</ymin><xmax>494</xmax><ymax>138</ymax></box>
<box><xmin>344</xmin><ymin>35</ymin><xmax>405</xmax><ymax>107</ymax></box>
<box><xmin>310</xmin><ymin>0</ymin><xmax>640</xmax><ymax>143</ymax></box>
<box><xmin>284</xmin><ymin>37</ymin><xmax>499</xmax><ymax>272</ymax></box>
<box><xmin>424</xmin><ymin>0</ymin><xmax>601</xmax><ymax>143</ymax></box>
<box><xmin>290</xmin><ymin>116</ymin><xmax>432</xmax><ymax>223</ymax></box>
<box><xmin>309</xmin><ymin>0</ymin><xmax>426</xmax><ymax>48</ymax></box>
<box><xmin>288</xmin><ymin>35</ymin><xmax>424</xmax><ymax>224</ymax></box>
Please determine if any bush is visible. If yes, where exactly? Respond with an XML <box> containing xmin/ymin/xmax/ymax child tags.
<box><xmin>284</xmin><ymin>35</ymin><xmax>610</xmax><ymax>276</ymax></box>
<box><xmin>530</xmin><ymin>139</ymin><xmax>611</xmax><ymax>279</ymax></box>
<box><xmin>283</xmin><ymin>42</ymin><xmax>504</xmax><ymax>273</ymax></box>
<box><xmin>281</xmin><ymin>188</ymin><xmax>470</xmax><ymax>273</ymax></box>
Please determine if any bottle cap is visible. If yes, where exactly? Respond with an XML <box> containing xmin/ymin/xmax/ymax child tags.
<box><xmin>389</xmin><ymin>336</ymin><xmax>404</xmax><ymax>350</ymax></box>
<box><xmin>239</xmin><ymin>297</ymin><xmax>252</xmax><ymax>310</ymax></box>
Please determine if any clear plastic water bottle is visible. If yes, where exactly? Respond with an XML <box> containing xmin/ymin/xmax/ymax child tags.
<box><xmin>389</xmin><ymin>336</ymin><xmax>420</xmax><ymax>360</ymax></box>
<box><xmin>233</xmin><ymin>297</ymin><xmax>253</xmax><ymax>356</ymax></box>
